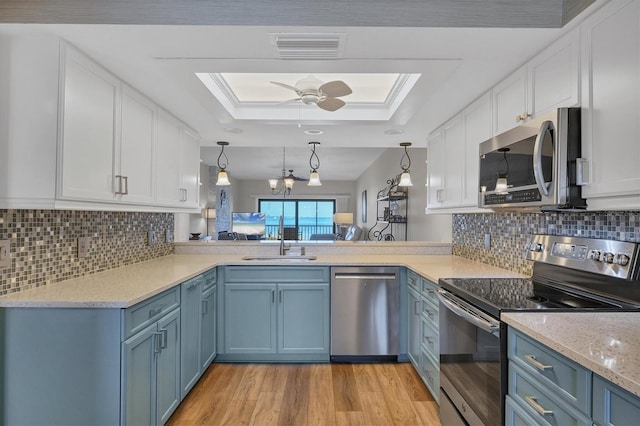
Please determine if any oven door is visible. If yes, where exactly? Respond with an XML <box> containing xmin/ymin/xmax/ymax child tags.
<box><xmin>437</xmin><ymin>289</ymin><xmax>503</xmax><ymax>426</ymax></box>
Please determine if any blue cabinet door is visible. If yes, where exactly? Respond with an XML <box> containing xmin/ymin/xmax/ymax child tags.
<box><xmin>180</xmin><ymin>277</ymin><xmax>203</xmax><ymax>399</ymax></box>
<box><xmin>201</xmin><ymin>284</ymin><xmax>217</xmax><ymax>369</ymax></box>
<box><xmin>407</xmin><ymin>286</ymin><xmax>422</xmax><ymax>369</ymax></box>
<box><xmin>224</xmin><ymin>283</ymin><xmax>277</xmax><ymax>354</ymax></box>
<box><xmin>122</xmin><ymin>322</ymin><xmax>157</xmax><ymax>426</ymax></box>
<box><xmin>277</xmin><ymin>283</ymin><xmax>329</xmax><ymax>354</ymax></box>
<box><xmin>156</xmin><ymin>308</ymin><xmax>181</xmax><ymax>425</ymax></box>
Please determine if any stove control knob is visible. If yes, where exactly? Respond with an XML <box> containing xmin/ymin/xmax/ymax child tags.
<box><xmin>529</xmin><ymin>243</ymin><xmax>544</xmax><ymax>252</ymax></box>
<box><xmin>588</xmin><ymin>250</ymin><xmax>602</xmax><ymax>261</ymax></box>
<box><xmin>614</xmin><ymin>253</ymin><xmax>630</xmax><ymax>266</ymax></box>
<box><xmin>602</xmin><ymin>252</ymin><xmax>615</xmax><ymax>264</ymax></box>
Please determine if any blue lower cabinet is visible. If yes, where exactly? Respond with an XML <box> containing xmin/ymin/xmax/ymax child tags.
<box><xmin>593</xmin><ymin>374</ymin><xmax>640</xmax><ymax>426</ymax></box>
<box><xmin>407</xmin><ymin>285</ymin><xmax>422</xmax><ymax>369</ymax></box>
<box><xmin>122</xmin><ymin>307</ymin><xmax>180</xmax><ymax>426</ymax></box>
<box><xmin>277</xmin><ymin>283</ymin><xmax>329</xmax><ymax>354</ymax></box>
<box><xmin>201</xmin><ymin>284</ymin><xmax>217</xmax><ymax>369</ymax></box>
<box><xmin>224</xmin><ymin>283</ymin><xmax>278</xmax><ymax>354</ymax></box>
<box><xmin>180</xmin><ymin>276</ymin><xmax>203</xmax><ymax>398</ymax></box>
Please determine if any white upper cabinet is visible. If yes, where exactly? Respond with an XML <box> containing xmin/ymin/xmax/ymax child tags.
<box><xmin>156</xmin><ymin>110</ymin><xmax>200</xmax><ymax>208</ymax></box>
<box><xmin>119</xmin><ymin>86</ymin><xmax>156</xmax><ymax>205</ymax></box>
<box><xmin>580</xmin><ymin>0</ymin><xmax>640</xmax><ymax>209</ymax></box>
<box><xmin>0</xmin><ymin>39</ymin><xmax>200</xmax><ymax>211</ymax></box>
<box><xmin>426</xmin><ymin>92</ymin><xmax>494</xmax><ymax>212</ymax></box>
<box><xmin>493</xmin><ymin>66</ymin><xmax>528</xmax><ymax>136</ymax></box>
<box><xmin>493</xmin><ymin>28</ymin><xmax>581</xmax><ymax>136</ymax></box>
<box><xmin>461</xmin><ymin>92</ymin><xmax>493</xmax><ymax>207</ymax></box>
<box><xmin>58</xmin><ymin>46</ymin><xmax>120</xmax><ymax>203</ymax></box>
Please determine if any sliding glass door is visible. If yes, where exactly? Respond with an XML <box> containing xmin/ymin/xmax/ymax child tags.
<box><xmin>259</xmin><ymin>199</ymin><xmax>335</xmax><ymax>240</ymax></box>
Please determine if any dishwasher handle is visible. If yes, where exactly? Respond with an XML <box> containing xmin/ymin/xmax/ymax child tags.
<box><xmin>437</xmin><ymin>289</ymin><xmax>500</xmax><ymax>337</ymax></box>
<box><xmin>333</xmin><ymin>274</ymin><xmax>397</xmax><ymax>280</ymax></box>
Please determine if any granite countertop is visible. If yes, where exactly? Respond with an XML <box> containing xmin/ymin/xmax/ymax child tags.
<box><xmin>0</xmin><ymin>253</ymin><xmax>523</xmax><ymax>308</ymax></box>
<box><xmin>503</xmin><ymin>312</ymin><xmax>640</xmax><ymax>398</ymax></box>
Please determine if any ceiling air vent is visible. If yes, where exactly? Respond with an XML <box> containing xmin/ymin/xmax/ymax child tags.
<box><xmin>269</xmin><ymin>33</ymin><xmax>346</xmax><ymax>59</ymax></box>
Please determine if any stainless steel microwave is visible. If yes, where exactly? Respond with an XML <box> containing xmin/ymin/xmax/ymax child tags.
<box><xmin>478</xmin><ymin>107</ymin><xmax>586</xmax><ymax>210</ymax></box>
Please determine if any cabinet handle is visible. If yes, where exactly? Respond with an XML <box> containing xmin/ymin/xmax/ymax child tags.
<box><xmin>160</xmin><ymin>329</ymin><xmax>168</xmax><ymax>349</ymax></box>
<box><xmin>154</xmin><ymin>331</ymin><xmax>162</xmax><ymax>354</ymax></box>
<box><xmin>516</xmin><ymin>114</ymin><xmax>522</xmax><ymax>123</ymax></box>
<box><xmin>524</xmin><ymin>354</ymin><xmax>553</xmax><ymax>371</ymax></box>
<box><xmin>414</xmin><ymin>300</ymin><xmax>420</xmax><ymax>315</ymax></box>
<box><xmin>436</xmin><ymin>189</ymin><xmax>444</xmax><ymax>203</ymax></box>
<box><xmin>425</xmin><ymin>309</ymin><xmax>434</xmax><ymax>319</ymax></box>
<box><xmin>279</xmin><ymin>289</ymin><xmax>283</xmax><ymax>303</ymax></box>
<box><xmin>115</xmin><ymin>175</ymin><xmax>123</xmax><ymax>195</ymax></box>
<box><xmin>576</xmin><ymin>158</ymin><xmax>589</xmax><ymax>186</ymax></box>
<box><xmin>202</xmin><ymin>299</ymin><xmax>208</xmax><ymax>315</ymax></box>
<box><xmin>425</xmin><ymin>336</ymin><xmax>433</xmax><ymax>344</ymax></box>
<box><xmin>122</xmin><ymin>176</ymin><xmax>129</xmax><ymax>195</ymax></box>
<box><xmin>524</xmin><ymin>395</ymin><xmax>553</xmax><ymax>416</ymax></box>
<box><xmin>516</xmin><ymin>112</ymin><xmax>530</xmax><ymax>123</ymax></box>
<box><xmin>272</xmin><ymin>289</ymin><xmax>275</xmax><ymax>303</ymax></box>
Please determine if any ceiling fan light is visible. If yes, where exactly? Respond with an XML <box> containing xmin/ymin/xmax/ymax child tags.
<box><xmin>216</xmin><ymin>170</ymin><xmax>231</xmax><ymax>186</ymax></box>
<box><xmin>308</xmin><ymin>171</ymin><xmax>322</xmax><ymax>186</ymax></box>
<box><xmin>399</xmin><ymin>172</ymin><xmax>413</xmax><ymax>187</ymax></box>
<box><xmin>284</xmin><ymin>177</ymin><xmax>295</xmax><ymax>189</ymax></box>
<box><xmin>268</xmin><ymin>179</ymin><xmax>279</xmax><ymax>190</ymax></box>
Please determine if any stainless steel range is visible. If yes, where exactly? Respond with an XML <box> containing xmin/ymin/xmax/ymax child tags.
<box><xmin>437</xmin><ymin>235</ymin><xmax>640</xmax><ymax>426</ymax></box>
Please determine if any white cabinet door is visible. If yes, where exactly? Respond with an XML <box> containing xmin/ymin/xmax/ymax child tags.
<box><xmin>528</xmin><ymin>27</ymin><xmax>580</xmax><ymax>116</ymax></box>
<box><xmin>156</xmin><ymin>110</ymin><xmax>183</xmax><ymax>207</ymax></box>
<box><xmin>493</xmin><ymin>66</ymin><xmax>527</xmax><ymax>135</ymax></box>
<box><xmin>59</xmin><ymin>46</ymin><xmax>119</xmax><ymax>202</ymax></box>
<box><xmin>441</xmin><ymin>116</ymin><xmax>465</xmax><ymax>208</ymax></box>
<box><xmin>119</xmin><ymin>86</ymin><xmax>156</xmax><ymax>205</ymax></box>
<box><xmin>580</xmin><ymin>0</ymin><xmax>640</xmax><ymax>208</ymax></box>
<box><xmin>462</xmin><ymin>92</ymin><xmax>493</xmax><ymax>207</ymax></box>
<box><xmin>426</xmin><ymin>129</ymin><xmax>444</xmax><ymax>209</ymax></box>
<box><xmin>180</xmin><ymin>127</ymin><xmax>200</xmax><ymax>208</ymax></box>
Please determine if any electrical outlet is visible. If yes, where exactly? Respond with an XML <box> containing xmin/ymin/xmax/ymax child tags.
<box><xmin>77</xmin><ymin>237</ymin><xmax>89</xmax><ymax>258</ymax></box>
<box><xmin>165</xmin><ymin>229</ymin><xmax>171</xmax><ymax>243</ymax></box>
<box><xmin>148</xmin><ymin>230</ymin><xmax>157</xmax><ymax>246</ymax></box>
<box><xmin>484</xmin><ymin>233</ymin><xmax>491</xmax><ymax>250</ymax></box>
<box><xmin>0</xmin><ymin>239</ymin><xmax>10</xmax><ymax>267</ymax></box>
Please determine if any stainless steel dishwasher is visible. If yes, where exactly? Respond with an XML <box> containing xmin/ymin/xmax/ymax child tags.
<box><xmin>330</xmin><ymin>266</ymin><xmax>400</xmax><ymax>362</ymax></box>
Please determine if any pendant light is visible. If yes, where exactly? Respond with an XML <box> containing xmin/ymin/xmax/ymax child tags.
<box><xmin>307</xmin><ymin>142</ymin><xmax>322</xmax><ymax>186</ymax></box>
<box><xmin>215</xmin><ymin>141</ymin><xmax>231</xmax><ymax>186</ymax></box>
<box><xmin>495</xmin><ymin>148</ymin><xmax>510</xmax><ymax>194</ymax></box>
<box><xmin>398</xmin><ymin>142</ymin><xmax>414</xmax><ymax>187</ymax></box>
<box><xmin>269</xmin><ymin>148</ymin><xmax>295</xmax><ymax>196</ymax></box>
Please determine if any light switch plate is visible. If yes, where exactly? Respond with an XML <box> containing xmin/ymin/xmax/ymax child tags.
<box><xmin>78</xmin><ymin>237</ymin><xmax>89</xmax><ymax>258</ymax></box>
<box><xmin>148</xmin><ymin>230</ymin><xmax>157</xmax><ymax>246</ymax></box>
<box><xmin>0</xmin><ymin>239</ymin><xmax>10</xmax><ymax>267</ymax></box>
<box><xmin>484</xmin><ymin>233</ymin><xmax>491</xmax><ymax>250</ymax></box>
<box><xmin>165</xmin><ymin>229</ymin><xmax>171</xmax><ymax>243</ymax></box>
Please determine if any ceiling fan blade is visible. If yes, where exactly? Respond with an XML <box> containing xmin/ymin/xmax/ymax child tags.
<box><xmin>317</xmin><ymin>97</ymin><xmax>345</xmax><ymax>112</ymax></box>
<box><xmin>270</xmin><ymin>81</ymin><xmax>300</xmax><ymax>93</ymax></box>
<box><xmin>319</xmin><ymin>80</ymin><xmax>352</xmax><ymax>98</ymax></box>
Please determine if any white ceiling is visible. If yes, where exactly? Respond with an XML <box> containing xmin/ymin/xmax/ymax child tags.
<box><xmin>0</xmin><ymin>4</ymin><xmax>595</xmax><ymax>180</ymax></box>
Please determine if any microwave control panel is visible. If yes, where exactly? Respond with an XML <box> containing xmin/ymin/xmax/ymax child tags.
<box><xmin>483</xmin><ymin>189</ymin><xmax>542</xmax><ymax>205</ymax></box>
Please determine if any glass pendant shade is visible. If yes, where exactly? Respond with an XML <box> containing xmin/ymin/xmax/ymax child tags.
<box><xmin>398</xmin><ymin>171</ymin><xmax>413</xmax><ymax>187</ymax></box>
<box><xmin>308</xmin><ymin>171</ymin><xmax>322</xmax><ymax>186</ymax></box>
<box><xmin>216</xmin><ymin>170</ymin><xmax>230</xmax><ymax>186</ymax></box>
<box><xmin>284</xmin><ymin>177</ymin><xmax>294</xmax><ymax>189</ymax></box>
<box><xmin>495</xmin><ymin>176</ymin><xmax>508</xmax><ymax>194</ymax></box>
<box><xmin>268</xmin><ymin>179</ymin><xmax>278</xmax><ymax>190</ymax></box>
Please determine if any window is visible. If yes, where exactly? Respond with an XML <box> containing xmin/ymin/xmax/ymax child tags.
<box><xmin>259</xmin><ymin>199</ymin><xmax>336</xmax><ymax>240</ymax></box>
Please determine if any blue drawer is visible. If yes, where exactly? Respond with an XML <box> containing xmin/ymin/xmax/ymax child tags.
<box><xmin>122</xmin><ymin>286</ymin><xmax>180</xmax><ymax>339</ymax></box>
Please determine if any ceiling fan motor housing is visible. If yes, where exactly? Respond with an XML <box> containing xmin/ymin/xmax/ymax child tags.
<box><xmin>300</xmin><ymin>91</ymin><xmax>321</xmax><ymax>104</ymax></box>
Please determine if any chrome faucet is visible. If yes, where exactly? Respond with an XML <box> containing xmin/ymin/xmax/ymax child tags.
<box><xmin>279</xmin><ymin>215</ymin><xmax>290</xmax><ymax>256</ymax></box>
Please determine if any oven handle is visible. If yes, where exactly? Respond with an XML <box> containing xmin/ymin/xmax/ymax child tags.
<box><xmin>437</xmin><ymin>290</ymin><xmax>500</xmax><ymax>336</ymax></box>
<box><xmin>533</xmin><ymin>120</ymin><xmax>553</xmax><ymax>197</ymax></box>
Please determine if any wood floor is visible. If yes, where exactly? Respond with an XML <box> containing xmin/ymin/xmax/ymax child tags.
<box><xmin>167</xmin><ymin>362</ymin><xmax>441</xmax><ymax>426</ymax></box>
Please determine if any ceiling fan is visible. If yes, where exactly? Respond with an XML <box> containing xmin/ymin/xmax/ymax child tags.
<box><xmin>270</xmin><ymin>74</ymin><xmax>352</xmax><ymax>111</ymax></box>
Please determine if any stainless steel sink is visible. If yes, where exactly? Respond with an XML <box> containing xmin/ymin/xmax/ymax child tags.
<box><xmin>241</xmin><ymin>255</ymin><xmax>317</xmax><ymax>261</ymax></box>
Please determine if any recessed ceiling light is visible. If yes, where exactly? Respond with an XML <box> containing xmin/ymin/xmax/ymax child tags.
<box><xmin>304</xmin><ymin>129</ymin><xmax>324</xmax><ymax>135</ymax></box>
<box><xmin>224</xmin><ymin>127</ymin><xmax>243</xmax><ymax>134</ymax></box>
<box><xmin>384</xmin><ymin>129</ymin><xmax>404</xmax><ymax>135</ymax></box>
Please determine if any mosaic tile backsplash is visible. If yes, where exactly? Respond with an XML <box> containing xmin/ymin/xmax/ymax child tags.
<box><xmin>0</xmin><ymin>210</ymin><xmax>174</xmax><ymax>295</ymax></box>
<box><xmin>453</xmin><ymin>211</ymin><xmax>640</xmax><ymax>276</ymax></box>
